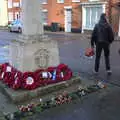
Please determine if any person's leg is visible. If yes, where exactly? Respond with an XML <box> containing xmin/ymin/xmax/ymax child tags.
<box><xmin>103</xmin><ymin>44</ymin><xmax>111</xmax><ymax>71</ymax></box>
<box><xmin>95</xmin><ymin>43</ymin><xmax>102</xmax><ymax>72</ymax></box>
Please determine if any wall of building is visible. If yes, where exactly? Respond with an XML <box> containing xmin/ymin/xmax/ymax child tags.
<box><xmin>0</xmin><ymin>0</ymin><xmax>8</xmax><ymax>26</ymax></box>
<box><xmin>7</xmin><ymin>0</ymin><xmax>119</xmax><ymax>34</ymax></box>
<box><xmin>113</xmin><ymin>0</ymin><xmax>120</xmax><ymax>35</ymax></box>
<box><xmin>8</xmin><ymin>0</ymin><xmax>21</xmax><ymax>23</ymax></box>
<box><xmin>105</xmin><ymin>0</ymin><xmax>119</xmax><ymax>34</ymax></box>
<box><xmin>43</xmin><ymin>0</ymin><xmax>81</xmax><ymax>29</ymax></box>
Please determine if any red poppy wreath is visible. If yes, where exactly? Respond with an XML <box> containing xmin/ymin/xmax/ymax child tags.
<box><xmin>57</xmin><ymin>64</ymin><xmax>72</xmax><ymax>81</ymax></box>
<box><xmin>22</xmin><ymin>72</ymin><xmax>38</xmax><ymax>90</ymax></box>
<box><xmin>12</xmin><ymin>71</ymin><xmax>23</xmax><ymax>90</ymax></box>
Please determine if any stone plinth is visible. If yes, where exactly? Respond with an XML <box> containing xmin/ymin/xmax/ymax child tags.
<box><xmin>0</xmin><ymin>76</ymin><xmax>80</xmax><ymax>103</ymax></box>
<box><xmin>9</xmin><ymin>35</ymin><xmax>60</xmax><ymax>72</ymax></box>
<box><xmin>9</xmin><ymin>0</ymin><xmax>60</xmax><ymax>72</ymax></box>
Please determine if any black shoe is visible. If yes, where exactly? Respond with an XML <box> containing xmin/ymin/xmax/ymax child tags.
<box><xmin>93</xmin><ymin>70</ymin><xmax>98</xmax><ymax>75</ymax></box>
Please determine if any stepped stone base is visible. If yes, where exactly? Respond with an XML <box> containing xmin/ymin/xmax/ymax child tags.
<box><xmin>0</xmin><ymin>76</ymin><xmax>81</xmax><ymax>104</ymax></box>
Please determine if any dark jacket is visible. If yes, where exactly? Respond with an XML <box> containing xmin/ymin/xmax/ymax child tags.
<box><xmin>91</xmin><ymin>16</ymin><xmax>114</xmax><ymax>48</ymax></box>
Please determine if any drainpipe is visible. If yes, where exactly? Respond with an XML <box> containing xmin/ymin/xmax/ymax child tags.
<box><xmin>108</xmin><ymin>0</ymin><xmax>112</xmax><ymax>24</ymax></box>
<box><xmin>119</xmin><ymin>16</ymin><xmax>120</xmax><ymax>37</ymax></box>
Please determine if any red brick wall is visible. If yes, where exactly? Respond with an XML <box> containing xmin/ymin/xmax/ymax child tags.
<box><xmin>98</xmin><ymin>0</ymin><xmax>119</xmax><ymax>34</ymax></box>
<box><xmin>43</xmin><ymin>0</ymin><xmax>82</xmax><ymax>28</ymax></box>
<box><xmin>8</xmin><ymin>0</ymin><xmax>21</xmax><ymax>22</ymax></box>
<box><xmin>111</xmin><ymin>0</ymin><xmax>119</xmax><ymax>34</ymax></box>
<box><xmin>7</xmin><ymin>0</ymin><xmax>119</xmax><ymax>34</ymax></box>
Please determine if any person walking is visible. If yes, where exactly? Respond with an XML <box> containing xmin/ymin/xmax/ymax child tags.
<box><xmin>91</xmin><ymin>13</ymin><xmax>114</xmax><ymax>74</ymax></box>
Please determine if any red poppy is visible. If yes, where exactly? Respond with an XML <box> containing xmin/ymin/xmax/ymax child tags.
<box><xmin>22</xmin><ymin>72</ymin><xmax>38</xmax><ymax>90</ymax></box>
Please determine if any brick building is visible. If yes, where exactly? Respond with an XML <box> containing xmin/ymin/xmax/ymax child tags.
<box><xmin>112</xmin><ymin>1</ymin><xmax>120</xmax><ymax>36</ymax></box>
<box><xmin>7</xmin><ymin>0</ymin><xmax>120</xmax><ymax>35</ymax></box>
<box><xmin>7</xmin><ymin>0</ymin><xmax>21</xmax><ymax>23</ymax></box>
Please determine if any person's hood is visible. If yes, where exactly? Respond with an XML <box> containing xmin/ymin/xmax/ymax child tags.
<box><xmin>98</xmin><ymin>13</ymin><xmax>109</xmax><ymax>28</ymax></box>
<box><xmin>98</xmin><ymin>19</ymin><xmax>109</xmax><ymax>28</ymax></box>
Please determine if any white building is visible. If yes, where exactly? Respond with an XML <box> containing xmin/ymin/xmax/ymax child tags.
<box><xmin>0</xmin><ymin>0</ymin><xmax>8</xmax><ymax>26</ymax></box>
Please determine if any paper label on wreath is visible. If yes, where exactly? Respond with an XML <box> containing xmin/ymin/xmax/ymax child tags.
<box><xmin>15</xmin><ymin>77</ymin><xmax>18</xmax><ymax>84</ymax></box>
<box><xmin>1</xmin><ymin>72</ymin><xmax>4</xmax><ymax>79</ymax></box>
<box><xmin>42</xmin><ymin>72</ymin><xmax>48</xmax><ymax>78</ymax></box>
<box><xmin>6</xmin><ymin>66</ymin><xmax>12</xmax><ymax>72</ymax></box>
<box><xmin>26</xmin><ymin>77</ymin><xmax>34</xmax><ymax>85</ymax></box>
<box><xmin>52</xmin><ymin>70</ymin><xmax>56</xmax><ymax>80</ymax></box>
<box><xmin>61</xmin><ymin>72</ymin><xmax>64</xmax><ymax>78</ymax></box>
<box><xmin>48</xmin><ymin>72</ymin><xmax>52</xmax><ymax>78</ymax></box>
<box><xmin>14</xmin><ymin>73</ymin><xmax>18</xmax><ymax>78</ymax></box>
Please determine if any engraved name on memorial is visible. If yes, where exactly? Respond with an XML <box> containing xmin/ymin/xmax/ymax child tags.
<box><xmin>34</xmin><ymin>49</ymin><xmax>49</xmax><ymax>68</ymax></box>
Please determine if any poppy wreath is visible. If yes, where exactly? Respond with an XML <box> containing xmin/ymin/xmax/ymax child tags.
<box><xmin>57</xmin><ymin>64</ymin><xmax>68</xmax><ymax>70</ymax></box>
<box><xmin>1</xmin><ymin>64</ymin><xmax>12</xmax><ymax>85</ymax></box>
<box><xmin>47</xmin><ymin>67</ymin><xmax>63</xmax><ymax>83</ymax></box>
<box><xmin>4</xmin><ymin>68</ymin><xmax>17</xmax><ymax>87</ymax></box>
<box><xmin>53</xmin><ymin>68</ymin><xmax>61</xmax><ymax>82</ymax></box>
<box><xmin>8</xmin><ymin>69</ymin><xmax>18</xmax><ymax>88</ymax></box>
<box><xmin>0</xmin><ymin>64</ymin><xmax>2</xmax><ymax>79</ymax></box>
<box><xmin>0</xmin><ymin>63</ymin><xmax>10</xmax><ymax>80</ymax></box>
<box><xmin>47</xmin><ymin>67</ymin><xmax>59</xmax><ymax>85</ymax></box>
<box><xmin>63</xmin><ymin>68</ymin><xmax>72</xmax><ymax>80</ymax></box>
<box><xmin>11</xmin><ymin>71</ymin><xmax>23</xmax><ymax>90</ymax></box>
<box><xmin>3</xmin><ymin>72</ymin><xmax>13</xmax><ymax>86</ymax></box>
<box><xmin>34</xmin><ymin>69</ymin><xmax>50</xmax><ymax>86</ymax></box>
<box><xmin>0</xmin><ymin>63</ymin><xmax>73</xmax><ymax>90</ymax></box>
<box><xmin>22</xmin><ymin>72</ymin><xmax>38</xmax><ymax>90</ymax></box>
<box><xmin>2</xmin><ymin>66</ymin><xmax>17</xmax><ymax>87</ymax></box>
<box><xmin>57</xmin><ymin>64</ymin><xmax>72</xmax><ymax>81</ymax></box>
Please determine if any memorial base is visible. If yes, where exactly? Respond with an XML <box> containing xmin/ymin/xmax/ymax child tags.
<box><xmin>9</xmin><ymin>34</ymin><xmax>60</xmax><ymax>72</ymax></box>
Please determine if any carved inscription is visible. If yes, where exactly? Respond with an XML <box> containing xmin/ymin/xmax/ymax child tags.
<box><xmin>34</xmin><ymin>49</ymin><xmax>49</xmax><ymax>68</ymax></box>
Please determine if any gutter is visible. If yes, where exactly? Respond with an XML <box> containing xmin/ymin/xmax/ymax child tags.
<box><xmin>80</xmin><ymin>1</ymin><xmax>107</xmax><ymax>6</ymax></box>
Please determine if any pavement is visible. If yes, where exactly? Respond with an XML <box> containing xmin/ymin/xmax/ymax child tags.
<box><xmin>27</xmin><ymin>84</ymin><xmax>120</xmax><ymax>120</ymax></box>
<box><xmin>0</xmin><ymin>30</ymin><xmax>120</xmax><ymax>119</ymax></box>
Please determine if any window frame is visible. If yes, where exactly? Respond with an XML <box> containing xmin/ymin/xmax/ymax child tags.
<box><xmin>89</xmin><ymin>0</ymin><xmax>100</xmax><ymax>1</ymax></box>
<box><xmin>41</xmin><ymin>0</ymin><xmax>47</xmax><ymax>4</ymax></box>
<box><xmin>83</xmin><ymin>5</ymin><xmax>104</xmax><ymax>30</ymax></box>
<box><xmin>57</xmin><ymin>0</ymin><xmax>64</xmax><ymax>3</ymax></box>
<box><xmin>72</xmin><ymin>0</ymin><xmax>80</xmax><ymax>3</ymax></box>
<box><xmin>13</xmin><ymin>2</ymin><xmax>20</xmax><ymax>7</ymax></box>
<box><xmin>42</xmin><ymin>9</ymin><xmax>48</xmax><ymax>25</ymax></box>
<box><xmin>8</xmin><ymin>12</ymin><xmax>14</xmax><ymax>21</ymax></box>
<box><xmin>8</xmin><ymin>0</ymin><xmax>13</xmax><ymax>8</ymax></box>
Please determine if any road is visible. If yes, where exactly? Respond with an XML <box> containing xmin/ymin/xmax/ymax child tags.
<box><xmin>0</xmin><ymin>30</ymin><xmax>119</xmax><ymax>84</ymax></box>
<box><xmin>0</xmin><ymin>30</ymin><xmax>120</xmax><ymax>120</ymax></box>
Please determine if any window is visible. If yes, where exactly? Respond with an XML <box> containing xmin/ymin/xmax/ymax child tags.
<box><xmin>40</xmin><ymin>0</ymin><xmax>47</xmax><ymax>4</ymax></box>
<box><xmin>20</xmin><ymin>0</ymin><xmax>22</xmax><ymax>7</ymax></box>
<box><xmin>13</xmin><ymin>2</ymin><xmax>20</xmax><ymax>7</ymax></box>
<box><xmin>8</xmin><ymin>0</ymin><xmax>12</xmax><ymax>8</ymax></box>
<box><xmin>15</xmin><ymin>12</ymin><xmax>19</xmax><ymax>20</ymax></box>
<box><xmin>42</xmin><ymin>10</ymin><xmax>48</xmax><ymax>25</ymax></box>
<box><xmin>57</xmin><ymin>0</ymin><xmax>64</xmax><ymax>3</ymax></box>
<box><xmin>72</xmin><ymin>0</ymin><xmax>80</xmax><ymax>2</ymax></box>
<box><xmin>85</xmin><ymin>6</ymin><xmax>103</xmax><ymax>29</ymax></box>
<box><xmin>89</xmin><ymin>0</ymin><xmax>99</xmax><ymax>1</ymax></box>
<box><xmin>8</xmin><ymin>12</ymin><xmax>13</xmax><ymax>21</ymax></box>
